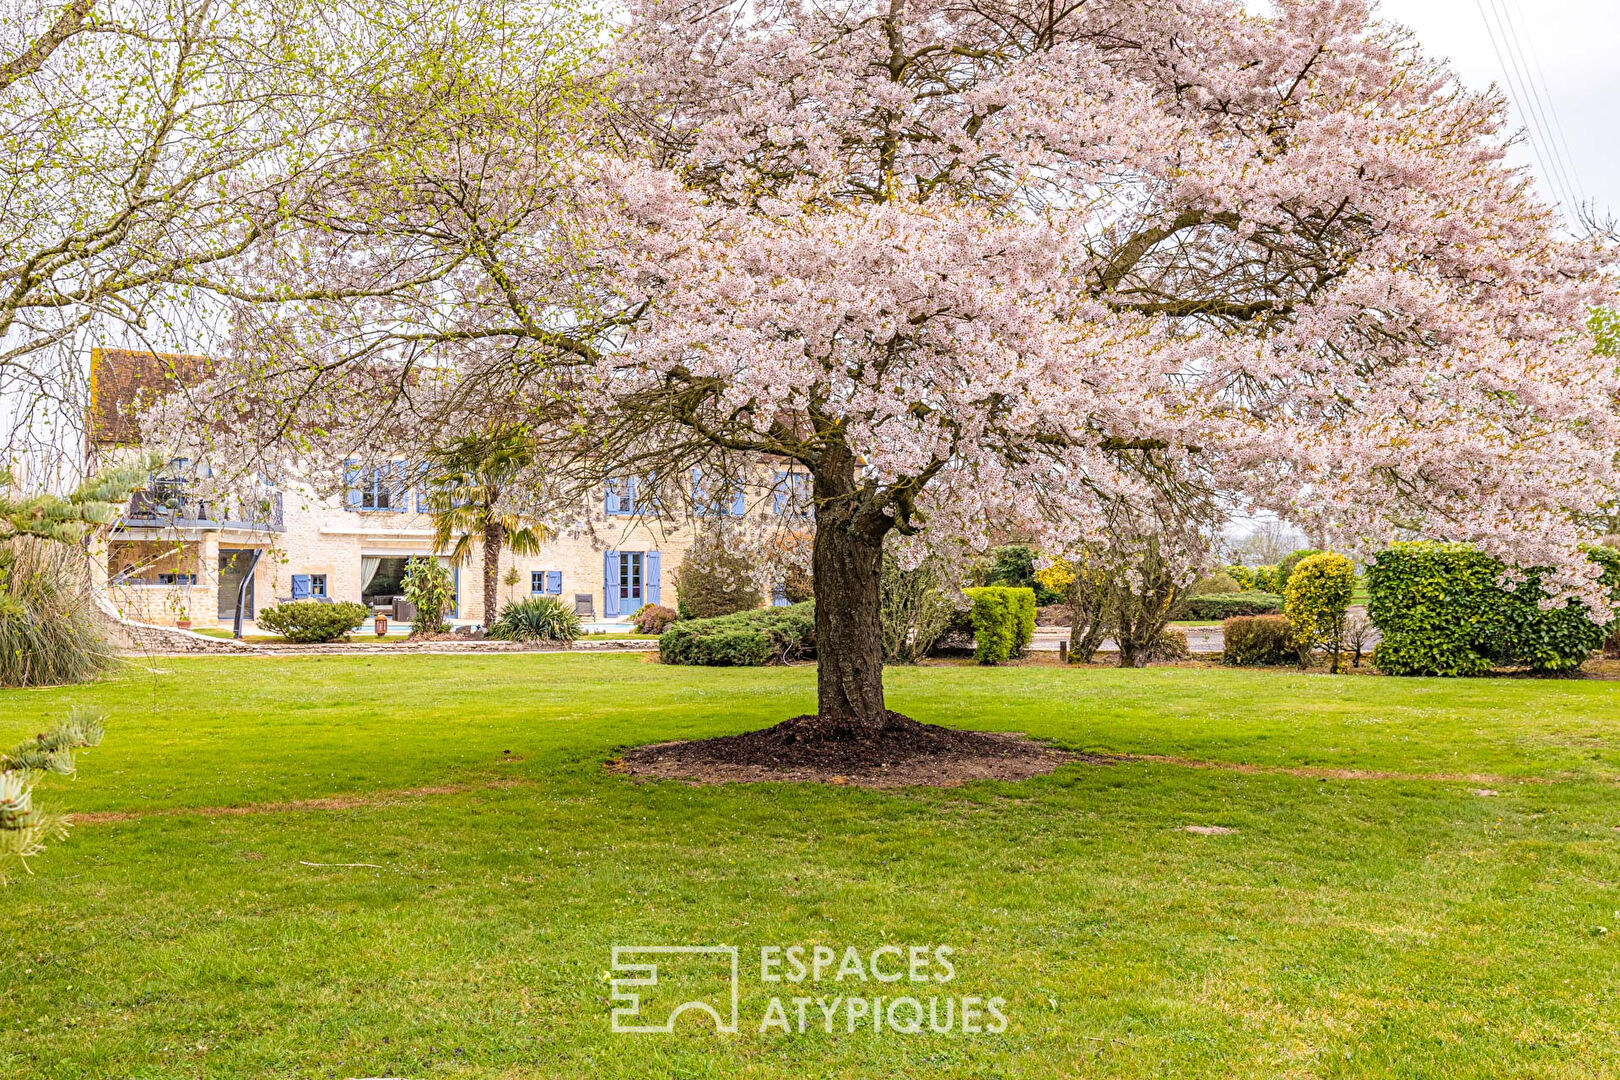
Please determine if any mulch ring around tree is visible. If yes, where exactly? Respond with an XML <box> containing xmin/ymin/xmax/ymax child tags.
<box><xmin>612</xmin><ymin>711</ymin><xmax>1087</xmax><ymax>788</ymax></box>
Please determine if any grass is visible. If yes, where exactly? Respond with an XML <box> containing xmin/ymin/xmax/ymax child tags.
<box><xmin>3</xmin><ymin>655</ymin><xmax>1620</xmax><ymax>1078</ymax></box>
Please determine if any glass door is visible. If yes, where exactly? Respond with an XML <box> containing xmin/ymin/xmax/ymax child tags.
<box><xmin>618</xmin><ymin>551</ymin><xmax>643</xmax><ymax>608</ymax></box>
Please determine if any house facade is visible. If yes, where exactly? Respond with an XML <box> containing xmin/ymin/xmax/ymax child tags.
<box><xmin>87</xmin><ymin>349</ymin><xmax>804</xmax><ymax>631</ymax></box>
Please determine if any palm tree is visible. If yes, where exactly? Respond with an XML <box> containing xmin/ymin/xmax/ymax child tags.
<box><xmin>425</xmin><ymin>425</ymin><xmax>547</xmax><ymax>627</ymax></box>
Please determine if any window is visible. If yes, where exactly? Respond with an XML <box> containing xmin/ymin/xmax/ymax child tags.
<box><xmin>344</xmin><ymin>460</ymin><xmax>409</xmax><ymax>512</ymax></box>
<box><xmin>531</xmin><ymin>570</ymin><xmax>546</xmax><ymax>594</ymax></box>
<box><xmin>772</xmin><ymin>470</ymin><xmax>813</xmax><ymax>519</ymax></box>
<box><xmin>604</xmin><ymin>477</ymin><xmax>637</xmax><ymax>516</ymax></box>
<box><xmin>692</xmin><ymin>467</ymin><xmax>745</xmax><ymax>517</ymax></box>
<box><xmin>156</xmin><ymin>573</ymin><xmax>197</xmax><ymax>586</ymax></box>
<box><xmin>309</xmin><ymin>574</ymin><xmax>326</xmax><ymax>598</ymax></box>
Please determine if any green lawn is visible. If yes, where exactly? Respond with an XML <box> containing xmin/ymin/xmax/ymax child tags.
<box><xmin>3</xmin><ymin>655</ymin><xmax>1620</xmax><ymax>1078</ymax></box>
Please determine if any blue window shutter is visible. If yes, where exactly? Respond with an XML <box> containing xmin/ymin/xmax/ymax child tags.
<box><xmin>645</xmin><ymin>552</ymin><xmax>661</xmax><ymax>606</ymax></box>
<box><xmin>547</xmin><ymin>569</ymin><xmax>562</xmax><ymax>595</ymax></box>
<box><xmin>604</xmin><ymin>480</ymin><xmax>617</xmax><ymax>516</ymax></box>
<box><xmin>730</xmin><ymin>485</ymin><xmax>746</xmax><ymax>517</ymax></box>
<box><xmin>772</xmin><ymin>471</ymin><xmax>787</xmax><ymax>514</ymax></box>
<box><xmin>690</xmin><ymin>467</ymin><xmax>705</xmax><ymax>514</ymax></box>
<box><xmin>291</xmin><ymin>574</ymin><xmax>311</xmax><ymax>600</ymax></box>
<box><xmin>343</xmin><ymin>459</ymin><xmax>361</xmax><ymax>510</ymax></box>
<box><xmin>603</xmin><ymin>550</ymin><xmax>620</xmax><ymax>617</ymax></box>
<box><xmin>772</xmin><ymin>583</ymin><xmax>788</xmax><ymax>607</ymax></box>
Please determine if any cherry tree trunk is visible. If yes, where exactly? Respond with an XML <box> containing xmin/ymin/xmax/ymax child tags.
<box><xmin>483</xmin><ymin>522</ymin><xmax>503</xmax><ymax>627</ymax></box>
<box><xmin>812</xmin><ymin>518</ymin><xmax>888</xmax><ymax>734</ymax></box>
<box><xmin>810</xmin><ymin>454</ymin><xmax>892</xmax><ymax>737</ymax></box>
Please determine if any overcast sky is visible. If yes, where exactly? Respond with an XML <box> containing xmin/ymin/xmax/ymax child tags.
<box><xmin>1374</xmin><ymin>0</ymin><xmax>1619</xmax><ymax>226</ymax></box>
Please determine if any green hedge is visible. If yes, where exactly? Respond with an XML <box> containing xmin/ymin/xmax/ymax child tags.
<box><xmin>257</xmin><ymin>600</ymin><xmax>369</xmax><ymax>643</ymax></box>
<box><xmin>1221</xmin><ymin>615</ymin><xmax>1296</xmax><ymax>666</ymax></box>
<box><xmin>658</xmin><ymin>602</ymin><xmax>815</xmax><ymax>666</ymax></box>
<box><xmin>1172</xmin><ymin>592</ymin><xmax>1283</xmax><ymax>620</ymax></box>
<box><xmin>962</xmin><ymin>586</ymin><xmax>1036</xmax><ymax>664</ymax></box>
<box><xmin>1368</xmin><ymin>542</ymin><xmax>1620</xmax><ymax>676</ymax></box>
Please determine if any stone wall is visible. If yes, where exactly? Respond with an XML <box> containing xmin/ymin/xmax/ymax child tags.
<box><xmin>92</xmin><ymin>590</ymin><xmax>259</xmax><ymax>654</ymax></box>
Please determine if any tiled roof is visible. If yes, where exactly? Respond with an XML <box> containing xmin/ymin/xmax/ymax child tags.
<box><xmin>87</xmin><ymin>348</ymin><xmax>211</xmax><ymax>446</ymax></box>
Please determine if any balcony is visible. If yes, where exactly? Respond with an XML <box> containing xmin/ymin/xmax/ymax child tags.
<box><xmin>121</xmin><ymin>484</ymin><xmax>284</xmax><ymax>533</ymax></box>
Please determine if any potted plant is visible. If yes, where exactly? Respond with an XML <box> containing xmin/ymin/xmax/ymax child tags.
<box><xmin>167</xmin><ymin>585</ymin><xmax>192</xmax><ymax>630</ymax></box>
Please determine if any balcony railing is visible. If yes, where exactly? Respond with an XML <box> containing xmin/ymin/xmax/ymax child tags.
<box><xmin>122</xmin><ymin>485</ymin><xmax>284</xmax><ymax>532</ymax></box>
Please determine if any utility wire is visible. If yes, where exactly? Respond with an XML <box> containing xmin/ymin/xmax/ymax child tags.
<box><xmin>1506</xmin><ymin>0</ymin><xmax>1587</xmax><ymax>207</ymax></box>
<box><xmin>1488</xmin><ymin>0</ymin><xmax>1582</xmax><ymax>208</ymax></box>
<box><xmin>1474</xmin><ymin>0</ymin><xmax>1580</xmax><ymax>214</ymax></box>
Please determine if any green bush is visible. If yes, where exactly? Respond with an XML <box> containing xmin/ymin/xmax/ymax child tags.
<box><xmin>1283</xmin><ymin>552</ymin><xmax>1355</xmax><ymax>670</ymax></box>
<box><xmin>1273</xmin><ymin>548</ymin><xmax>1322</xmax><ymax>598</ymax></box>
<box><xmin>0</xmin><ymin>540</ymin><xmax>113</xmax><ymax>687</ymax></box>
<box><xmin>487</xmin><ymin>596</ymin><xmax>580</xmax><ymax>642</ymax></box>
<box><xmin>631</xmin><ymin>603</ymin><xmax>678</xmax><ymax>634</ymax></box>
<box><xmin>659</xmin><ymin>602</ymin><xmax>815</xmax><ymax>666</ymax></box>
<box><xmin>962</xmin><ymin>586</ymin><xmax>1036</xmax><ymax>664</ymax></box>
<box><xmin>1222</xmin><ymin>615</ymin><xmax>1296</xmax><ymax>666</ymax></box>
<box><xmin>880</xmin><ymin>553</ymin><xmax>957</xmax><ymax>664</ymax></box>
<box><xmin>1250</xmin><ymin>565</ymin><xmax>1278</xmax><ymax>593</ymax></box>
<box><xmin>1189</xmin><ymin>571</ymin><xmax>1241</xmax><ymax>594</ymax></box>
<box><xmin>674</xmin><ymin>534</ymin><xmax>761</xmax><ymax>618</ymax></box>
<box><xmin>257</xmin><ymin>600</ymin><xmax>369</xmax><ymax>643</ymax></box>
<box><xmin>1172</xmin><ymin>592</ymin><xmax>1282</xmax><ymax>620</ymax></box>
<box><xmin>1368</xmin><ymin>542</ymin><xmax>1620</xmax><ymax>676</ymax></box>
<box><xmin>402</xmin><ymin>557</ymin><xmax>453</xmax><ymax>635</ymax></box>
<box><xmin>983</xmin><ymin>545</ymin><xmax>1064</xmax><ymax>605</ymax></box>
<box><xmin>1225</xmin><ymin>565</ymin><xmax>1255</xmax><ymax>591</ymax></box>
<box><xmin>1149</xmin><ymin>628</ymin><xmax>1191</xmax><ymax>662</ymax></box>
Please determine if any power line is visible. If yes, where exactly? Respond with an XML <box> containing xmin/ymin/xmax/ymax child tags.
<box><xmin>1473</xmin><ymin>0</ymin><xmax>1582</xmax><ymax>214</ymax></box>
<box><xmin>1488</xmin><ymin>0</ymin><xmax>1583</xmax><ymax>209</ymax></box>
<box><xmin>1507</xmin><ymin>0</ymin><xmax>1587</xmax><ymax>207</ymax></box>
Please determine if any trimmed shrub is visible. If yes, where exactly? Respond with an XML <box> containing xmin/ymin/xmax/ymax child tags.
<box><xmin>402</xmin><ymin>557</ymin><xmax>453</xmax><ymax>635</ymax></box>
<box><xmin>488</xmin><ymin>596</ymin><xmax>581</xmax><ymax>642</ymax></box>
<box><xmin>1250</xmin><ymin>564</ymin><xmax>1278</xmax><ymax>593</ymax></box>
<box><xmin>1172</xmin><ymin>592</ymin><xmax>1282</xmax><ymax>620</ymax></box>
<box><xmin>1273</xmin><ymin>548</ymin><xmax>1322</xmax><ymax>598</ymax></box>
<box><xmin>1225</xmin><ymin>565</ymin><xmax>1256</xmax><ymax>591</ymax></box>
<box><xmin>962</xmin><ymin>586</ymin><xmax>1037</xmax><ymax>664</ymax></box>
<box><xmin>659</xmin><ymin>602</ymin><xmax>815</xmax><ymax>666</ymax></box>
<box><xmin>1283</xmin><ymin>552</ymin><xmax>1355</xmax><ymax>670</ymax></box>
<box><xmin>674</xmin><ymin>534</ymin><xmax>761</xmax><ymax>619</ymax></box>
<box><xmin>1222</xmin><ymin>615</ymin><xmax>1296</xmax><ymax>666</ymax></box>
<box><xmin>257</xmin><ymin>600</ymin><xmax>370</xmax><ymax>643</ymax></box>
<box><xmin>631</xmin><ymin>603</ymin><xmax>678</xmax><ymax>635</ymax></box>
<box><xmin>1368</xmin><ymin>542</ymin><xmax>1620</xmax><ymax>676</ymax></box>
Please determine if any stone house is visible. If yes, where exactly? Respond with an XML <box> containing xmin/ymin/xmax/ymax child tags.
<box><xmin>87</xmin><ymin>348</ymin><xmax>809</xmax><ymax>631</ymax></box>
